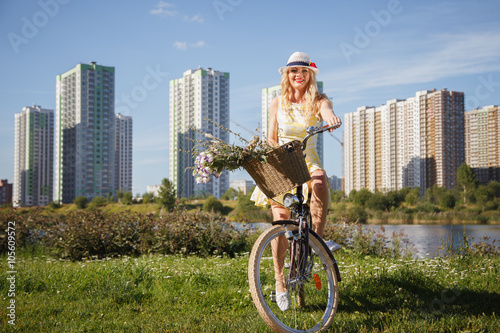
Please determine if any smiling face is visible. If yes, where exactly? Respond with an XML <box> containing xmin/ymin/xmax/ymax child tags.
<box><xmin>288</xmin><ymin>67</ymin><xmax>311</xmax><ymax>91</ymax></box>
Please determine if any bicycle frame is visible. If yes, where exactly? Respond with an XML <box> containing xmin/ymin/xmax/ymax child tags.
<box><xmin>272</xmin><ymin>124</ymin><xmax>344</xmax><ymax>287</ymax></box>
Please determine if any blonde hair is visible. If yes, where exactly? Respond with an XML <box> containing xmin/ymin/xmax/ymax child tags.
<box><xmin>280</xmin><ymin>68</ymin><xmax>331</xmax><ymax>120</ymax></box>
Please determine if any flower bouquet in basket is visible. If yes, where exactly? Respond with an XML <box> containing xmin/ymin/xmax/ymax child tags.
<box><xmin>191</xmin><ymin>122</ymin><xmax>311</xmax><ymax>199</ymax></box>
<box><xmin>192</xmin><ymin>131</ymin><xmax>273</xmax><ymax>184</ymax></box>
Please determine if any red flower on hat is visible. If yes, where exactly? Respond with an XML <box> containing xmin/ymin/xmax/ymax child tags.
<box><xmin>309</xmin><ymin>62</ymin><xmax>317</xmax><ymax>68</ymax></box>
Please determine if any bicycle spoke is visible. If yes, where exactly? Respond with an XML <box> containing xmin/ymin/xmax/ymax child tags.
<box><xmin>249</xmin><ymin>224</ymin><xmax>339</xmax><ymax>332</ymax></box>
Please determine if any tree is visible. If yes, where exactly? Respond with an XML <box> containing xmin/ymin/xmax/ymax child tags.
<box><xmin>424</xmin><ymin>185</ymin><xmax>447</xmax><ymax>205</ymax></box>
<box><xmin>330</xmin><ymin>190</ymin><xmax>345</xmax><ymax>203</ymax></box>
<box><xmin>353</xmin><ymin>188</ymin><xmax>372</xmax><ymax>206</ymax></box>
<box><xmin>366</xmin><ymin>192</ymin><xmax>388</xmax><ymax>211</ymax></box>
<box><xmin>386</xmin><ymin>190</ymin><xmax>405</xmax><ymax>211</ymax></box>
<box><xmin>156</xmin><ymin>178</ymin><xmax>177</xmax><ymax>211</ymax></box>
<box><xmin>486</xmin><ymin>181</ymin><xmax>500</xmax><ymax>198</ymax></box>
<box><xmin>203</xmin><ymin>196</ymin><xmax>223</xmax><ymax>213</ymax></box>
<box><xmin>405</xmin><ymin>187</ymin><xmax>421</xmax><ymax>206</ymax></box>
<box><xmin>456</xmin><ymin>163</ymin><xmax>477</xmax><ymax>205</ymax></box>
<box><xmin>74</xmin><ymin>196</ymin><xmax>88</xmax><ymax>209</ymax></box>
<box><xmin>116</xmin><ymin>189</ymin><xmax>124</xmax><ymax>202</ymax></box>
<box><xmin>221</xmin><ymin>187</ymin><xmax>239</xmax><ymax>200</ymax></box>
<box><xmin>121</xmin><ymin>192</ymin><xmax>133</xmax><ymax>205</ymax></box>
<box><xmin>142</xmin><ymin>192</ymin><xmax>155</xmax><ymax>203</ymax></box>
<box><xmin>237</xmin><ymin>188</ymin><xmax>259</xmax><ymax>212</ymax></box>
<box><xmin>440</xmin><ymin>192</ymin><xmax>456</xmax><ymax>209</ymax></box>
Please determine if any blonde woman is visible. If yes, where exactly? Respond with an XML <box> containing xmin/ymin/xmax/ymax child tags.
<box><xmin>251</xmin><ymin>51</ymin><xmax>342</xmax><ymax>311</ymax></box>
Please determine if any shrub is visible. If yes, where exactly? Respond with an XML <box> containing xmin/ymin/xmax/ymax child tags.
<box><xmin>121</xmin><ymin>192</ymin><xmax>133</xmax><ymax>205</ymax></box>
<box><xmin>323</xmin><ymin>221</ymin><xmax>413</xmax><ymax>258</ymax></box>
<box><xmin>89</xmin><ymin>196</ymin><xmax>107</xmax><ymax>208</ymax></box>
<box><xmin>347</xmin><ymin>205</ymin><xmax>367</xmax><ymax>223</ymax></box>
<box><xmin>440</xmin><ymin>193</ymin><xmax>456</xmax><ymax>209</ymax></box>
<box><xmin>203</xmin><ymin>196</ymin><xmax>223</xmax><ymax>213</ymax></box>
<box><xmin>416</xmin><ymin>201</ymin><xmax>440</xmax><ymax>213</ymax></box>
<box><xmin>49</xmin><ymin>210</ymin><xmax>143</xmax><ymax>259</ymax></box>
<box><xmin>48</xmin><ymin>201</ymin><xmax>61</xmax><ymax>209</ymax></box>
<box><xmin>0</xmin><ymin>208</ymin><xmax>252</xmax><ymax>260</ymax></box>
<box><xmin>74</xmin><ymin>196</ymin><xmax>88</xmax><ymax>209</ymax></box>
<box><xmin>142</xmin><ymin>192</ymin><xmax>155</xmax><ymax>203</ymax></box>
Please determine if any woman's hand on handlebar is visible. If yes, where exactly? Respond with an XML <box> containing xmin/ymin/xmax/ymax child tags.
<box><xmin>319</xmin><ymin>99</ymin><xmax>342</xmax><ymax>132</ymax></box>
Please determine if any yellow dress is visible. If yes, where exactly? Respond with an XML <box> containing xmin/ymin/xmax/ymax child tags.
<box><xmin>250</xmin><ymin>98</ymin><xmax>323</xmax><ymax>206</ymax></box>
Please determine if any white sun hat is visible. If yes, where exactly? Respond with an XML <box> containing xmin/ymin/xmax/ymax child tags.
<box><xmin>279</xmin><ymin>51</ymin><xmax>319</xmax><ymax>75</ymax></box>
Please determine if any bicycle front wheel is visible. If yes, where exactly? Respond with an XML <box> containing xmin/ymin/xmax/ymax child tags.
<box><xmin>248</xmin><ymin>223</ymin><xmax>339</xmax><ymax>333</ymax></box>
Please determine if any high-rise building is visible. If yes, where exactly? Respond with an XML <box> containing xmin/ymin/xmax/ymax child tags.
<box><xmin>115</xmin><ymin>113</ymin><xmax>133</xmax><ymax>193</ymax></box>
<box><xmin>13</xmin><ymin>105</ymin><xmax>54</xmax><ymax>207</ymax></box>
<box><xmin>344</xmin><ymin>89</ymin><xmax>465</xmax><ymax>194</ymax></box>
<box><xmin>169</xmin><ymin>68</ymin><xmax>230</xmax><ymax>198</ymax></box>
<box><xmin>55</xmin><ymin>62</ymin><xmax>115</xmax><ymax>203</ymax></box>
<box><xmin>465</xmin><ymin>105</ymin><xmax>500</xmax><ymax>184</ymax></box>
<box><xmin>0</xmin><ymin>180</ymin><xmax>13</xmax><ymax>205</ymax></box>
<box><xmin>230</xmin><ymin>179</ymin><xmax>255</xmax><ymax>195</ymax></box>
<box><xmin>328</xmin><ymin>175</ymin><xmax>343</xmax><ymax>191</ymax></box>
<box><xmin>261</xmin><ymin>82</ymin><xmax>325</xmax><ymax>166</ymax></box>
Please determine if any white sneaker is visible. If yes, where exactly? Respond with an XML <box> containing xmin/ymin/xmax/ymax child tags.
<box><xmin>276</xmin><ymin>290</ymin><xmax>290</xmax><ymax>311</ymax></box>
<box><xmin>324</xmin><ymin>240</ymin><xmax>341</xmax><ymax>252</ymax></box>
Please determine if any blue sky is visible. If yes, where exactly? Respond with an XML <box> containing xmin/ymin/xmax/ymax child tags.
<box><xmin>1</xmin><ymin>0</ymin><xmax>499</xmax><ymax>195</ymax></box>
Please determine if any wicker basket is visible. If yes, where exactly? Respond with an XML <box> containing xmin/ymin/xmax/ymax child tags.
<box><xmin>243</xmin><ymin>140</ymin><xmax>311</xmax><ymax>198</ymax></box>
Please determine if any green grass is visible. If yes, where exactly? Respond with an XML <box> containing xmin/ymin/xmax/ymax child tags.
<box><xmin>1</xmin><ymin>250</ymin><xmax>498</xmax><ymax>332</ymax></box>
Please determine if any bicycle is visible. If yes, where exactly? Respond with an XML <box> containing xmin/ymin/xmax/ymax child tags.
<box><xmin>247</xmin><ymin>124</ymin><xmax>342</xmax><ymax>333</ymax></box>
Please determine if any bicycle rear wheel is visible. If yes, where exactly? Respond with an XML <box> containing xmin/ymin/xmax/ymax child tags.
<box><xmin>248</xmin><ymin>223</ymin><xmax>339</xmax><ymax>333</ymax></box>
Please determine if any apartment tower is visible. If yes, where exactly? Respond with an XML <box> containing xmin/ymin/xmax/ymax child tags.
<box><xmin>0</xmin><ymin>180</ymin><xmax>13</xmax><ymax>205</ymax></box>
<box><xmin>55</xmin><ymin>62</ymin><xmax>115</xmax><ymax>203</ymax></box>
<box><xmin>13</xmin><ymin>105</ymin><xmax>54</xmax><ymax>207</ymax></box>
<box><xmin>115</xmin><ymin>113</ymin><xmax>133</xmax><ymax>193</ymax></box>
<box><xmin>344</xmin><ymin>89</ymin><xmax>465</xmax><ymax>194</ymax></box>
<box><xmin>465</xmin><ymin>105</ymin><xmax>500</xmax><ymax>184</ymax></box>
<box><xmin>169</xmin><ymin>68</ymin><xmax>230</xmax><ymax>198</ymax></box>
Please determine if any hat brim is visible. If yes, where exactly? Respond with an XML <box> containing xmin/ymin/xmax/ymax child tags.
<box><xmin>279</xmin><ymin>65</ymin><xmax>319</xmax><ymax>76</ymax></box>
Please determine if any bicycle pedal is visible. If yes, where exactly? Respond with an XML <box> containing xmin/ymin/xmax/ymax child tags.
<box><xmin>270</xmin><ymin>290</ymin><xmax>276</xmax><ymax>302</ymax></box>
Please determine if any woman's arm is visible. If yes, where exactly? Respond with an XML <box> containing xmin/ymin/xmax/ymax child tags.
<box><xmin>267</xmin><ymin>97</ymin><xmax>280</xmax><ymax>145</ymax></box>
<box><xmin>319</xmin><ymin>99</ymin><xmax>341</xmax><ymax>131</ymax></box>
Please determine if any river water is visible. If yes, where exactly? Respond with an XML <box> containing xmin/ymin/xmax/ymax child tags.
<box><xmin>371</xmin><ymin>224</ymin><xmax>500</xmax><ymax>258</ymax></box>
<box><xmin>237</xmin><ymin>223</ymin><xmax>500</xmax><ymax>258</ymax></box>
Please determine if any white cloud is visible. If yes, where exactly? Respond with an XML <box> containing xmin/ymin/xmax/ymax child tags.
<box><xmin>183</xmin><ymin>14</ymin><xmax>204</xmax><ymax>24</ymax></box>
<box><xmin>173</xmin><ymin>41</ymin><xmax>188</xmax><ymax>51</ymax></box>
<box><xmin>173</xmin><ymin>40</ymin><xmax>207</xmax><ymax>51</ymax></box>
<box><xmin>150</xmin><ymin>1</ymin><xmax>177</xmax><ymax>17</ymax></box>
<box><xmin>326</xmin><ymin>30</ymin><xmax>500</xmax><ymax>96</ymax></box>
<box><xmin>190</xmin><ymin>40</ymin><xmax>206</xmax><ymax>48</ymax></box>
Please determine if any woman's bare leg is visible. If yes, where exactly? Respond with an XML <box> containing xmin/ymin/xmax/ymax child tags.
<box><xmin>310</xmin><ymin>170</ymin><xmax>329</xmax><ymax>237</ymax></box>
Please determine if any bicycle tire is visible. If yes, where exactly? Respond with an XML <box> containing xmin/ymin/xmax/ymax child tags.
<box><xmin>248</xmin><ymin>223</ymin><xmax>339</xmax><ymax>332</ymax></box>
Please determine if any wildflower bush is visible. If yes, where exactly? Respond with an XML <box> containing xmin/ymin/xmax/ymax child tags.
<box><xmin>0</xmin><ymin>207</ymin><xmax>252</xmax><ymax>260</ymax></box>
<box><xmin>324</xmin><ymin>217</ymin><xmax>414</xmax><ymax>259</ymax></box>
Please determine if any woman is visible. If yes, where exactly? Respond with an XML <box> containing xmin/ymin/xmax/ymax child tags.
<box><xmin>250</xmin><ymin>51</ymin><xmax>342</xmax><ymax>311</ymax></box>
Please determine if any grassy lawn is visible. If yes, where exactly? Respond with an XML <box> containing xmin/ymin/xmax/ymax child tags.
<box><xmin>1</xmin><ymin>250</ymin><xmax>498</xmax><ymax>332</ymax></box>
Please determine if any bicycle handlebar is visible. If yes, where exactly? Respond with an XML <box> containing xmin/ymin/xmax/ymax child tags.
<box><xmin>302</xmin><ymin>124</ymin><xmax>341</xmax><ymax>150</ymax></box>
